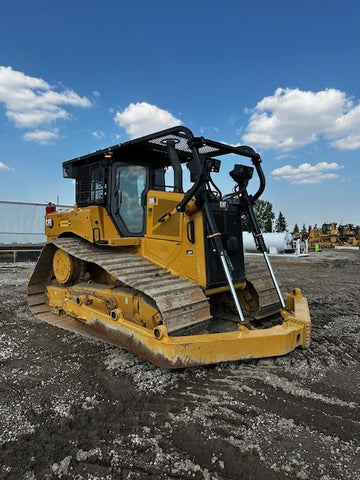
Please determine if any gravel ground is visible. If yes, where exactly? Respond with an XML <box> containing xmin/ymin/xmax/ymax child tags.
<box><xmin>0</xmin><ymin>249</ymin><xmax>359</xmax><ymax>480</ymax></box>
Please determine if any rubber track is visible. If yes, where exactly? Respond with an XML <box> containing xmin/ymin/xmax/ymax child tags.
<box><xmin>28</xmin><ymin>237</ymin><xmax>212</xmax><ymax>336</ymax></box>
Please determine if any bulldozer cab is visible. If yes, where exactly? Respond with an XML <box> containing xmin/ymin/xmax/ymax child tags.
<box><xmin>62</xmin><ymin>126</ymin><xmax>265</xmax><ymax>240</ymax></box>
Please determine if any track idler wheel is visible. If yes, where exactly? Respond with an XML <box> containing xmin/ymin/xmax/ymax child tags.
<box><xmin>53</xmin><ymin>248</ymin><xmax>83</xmax><ymax>284</ymax></box>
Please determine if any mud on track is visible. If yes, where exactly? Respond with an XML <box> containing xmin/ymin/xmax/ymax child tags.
<box><xmin>0</xmin><ymin>250</ymin><xmax>359</xmax><ymax>480</ymax></box>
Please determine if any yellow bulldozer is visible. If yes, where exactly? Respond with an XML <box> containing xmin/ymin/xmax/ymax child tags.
<box><xmin>338</xmin><ymin>224</ymin><xmax>359</xmax><ymax>246</ymax></box>
<box><xmin>28</xmin><ymin>126</ymin><xmax>311</xmax><ymax>368</ymax></box>
<box><xmin>308</xmin><ymin>222</ymin><xmax>341</xmax><ymax>248</ymax></box>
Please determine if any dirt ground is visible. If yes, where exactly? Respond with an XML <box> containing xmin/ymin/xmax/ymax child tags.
<box><xmin>0</xmin><ymin>249</ymin><xmax>359</xmax><ymax>480</ymax></box>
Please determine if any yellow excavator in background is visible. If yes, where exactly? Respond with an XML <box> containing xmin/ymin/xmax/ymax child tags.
<box><xmin>28</xmin><ymin>126</ymin><xmax>311</xmax><ymax>368</ymax></box>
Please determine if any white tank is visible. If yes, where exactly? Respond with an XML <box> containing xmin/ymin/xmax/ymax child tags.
<box><xmin>242</xmin><ymin>232</ymin><xmax>294</xmax><ymax>254</ymax></box>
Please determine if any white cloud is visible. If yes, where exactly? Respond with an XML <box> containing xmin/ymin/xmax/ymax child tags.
<box><xmin>23</xmin><ymin>129</ymin><xmax>60</xmax><ymax>145</ymax></box>
<box><xmin>331</xmin><ymin>133</ymin><xmax>360</xmax><ymax>150</ymax></box>
<box><xmin>0</xmin><ymin>65</ymin><xmax>91</xmax><ymax>141</ymax></box>
<box><xmin>274</xmin><ymin>153</ymin><xmax>296</xmax><ymax>161</ymax></box>
<box><xmin>242</xmin><ymin>87</ymin><xmax>360</xmax><ymax>151</ymax></box>
<box><xmin>199</xmin><ymin>126</ymin><xmax>220</xmax><ymax>135</ymax></box>
<box><xmin>0</xmin><ymin>66</ymin><xmax>49</xmax><ymax>91</ymax></box>
<box><xmin>271</xmin><ymin>161</ymin><xmax>342</xmax><ymax>184</ymax></box>
<box><xmin>114</xmin><ymin>102</ymin><xmax>181</xmax><ymax>138</ymax></box>
<box><xmin>7</xmin><ymin>109</ymin><xmax>69</xmax><ymax>128</ymax></box>
<box><xmin>0</xmin><ymin>161</ymin><xmax>14</xmax><ymax>172</ymax></box>
<box><xmin>91</xmin><ymin>130</ymin><xmax>105</xmax><ymax>140</ymax></box>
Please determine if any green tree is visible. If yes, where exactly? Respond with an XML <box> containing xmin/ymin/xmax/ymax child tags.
<box><xmin>275</xmin><ymin>211</ymin><xmax>287</xmax><ymax>232</ymax></box>
<box><xmin>301</xmin><ymin>223</ymin><xmax>307</xmax><ymax>234</ymax></box>
<box><xmin>242</xmin><ymin>199</ymin><xmax>275</xmax><ymax>233</ymax></box>
<box><xmin>293</xmin><ymin>223</ymin><xmax>299</xmax><ymax>234</ymax></box>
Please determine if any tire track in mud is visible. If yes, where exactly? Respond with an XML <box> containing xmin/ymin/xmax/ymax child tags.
<box><xmin>101</xmin><ymin>343</ymin><xmax>360</xmax><ymax>479</ymax></box>
<box><xmin>164</xmin><ymin>365</ymin><xmax>360</xmax><ymax>479</ymax></box>
<box><xmin>178</xmin><ymin>365</ymin><xmax>360</xmax><ymax>438</ymax></box>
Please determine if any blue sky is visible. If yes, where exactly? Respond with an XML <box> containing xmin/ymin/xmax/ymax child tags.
<box><xmin>1</xmin><ymin>0</ymin><xmax>359</xmax><ymax>230</ymax></box>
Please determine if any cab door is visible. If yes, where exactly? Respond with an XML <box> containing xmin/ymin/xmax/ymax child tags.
<box><xmin>110</xmin><ymin>163</ymin><xmax>148</xmax><ymax>236</ymax></box>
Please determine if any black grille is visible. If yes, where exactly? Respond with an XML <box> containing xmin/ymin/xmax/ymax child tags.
<box><xmin>148</xmin><ymin>134</ymin><xmax>219</xmax><ymax>155</ymax></box>
<box><xmin>76</xmin><ymin>165</ymin><xmax>91</xmax><ymax>205</ymax></box>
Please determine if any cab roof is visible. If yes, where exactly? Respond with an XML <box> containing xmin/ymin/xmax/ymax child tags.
<box><xmin>62</xmin><ymin>125</ymin><xmax>259</xmax><ymax>178</ymax></box>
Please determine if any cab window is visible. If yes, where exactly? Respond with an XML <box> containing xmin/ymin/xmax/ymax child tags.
<box><xmin>114</xmin><ymin>165</ymin><xmax>147</xmax><ymax>234</ymax></box>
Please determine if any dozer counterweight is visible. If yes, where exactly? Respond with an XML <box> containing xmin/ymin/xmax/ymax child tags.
<box><xmin>28</xmin><ymin>126</ymin><xmax>311</xmax><ymax>368</ymax></box>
